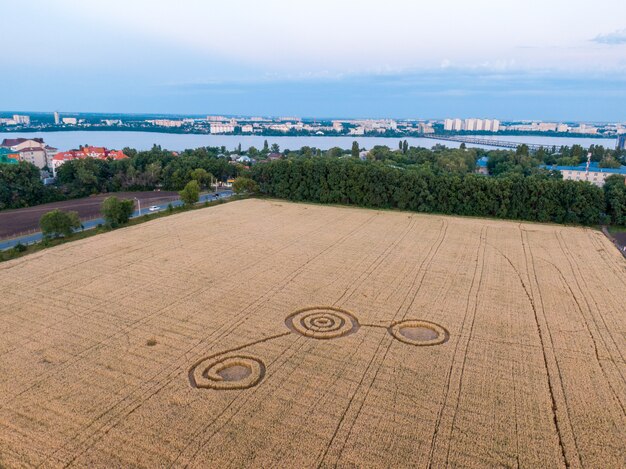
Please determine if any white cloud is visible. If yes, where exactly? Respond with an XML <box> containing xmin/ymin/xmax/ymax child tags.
<box><xmin>592</xmin><ymin>28</ymin><xmax>626</xmax><ymax>45</ymax></box>
<box><xmin>47</xmin><ymin>0</ymin><xmax>626</xmax><ymax>75</ymax></box>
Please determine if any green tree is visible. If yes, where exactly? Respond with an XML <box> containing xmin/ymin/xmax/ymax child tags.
<box><xmin>179</xmin><ymin>180</ymin><xmax>200</xmax><ymax>206</ymax></box>
<box><xmin>403</xmin><ymin>140</ymin><xmax>409</xmax><ymax>154</ymax></box>
<box><xmin>263</xmin><ymin>140</ymin><xmax>269</xmax><ymax>153</ymax></box>
<box><xmin>101</xmin><ymin>196</ymin><xmax>134</xmax><ymax>227</ymax></box>
<box><xmin>270</xmin><ymin>143</ymin><xmax>280</xmax><ymax>153</ymax></box>
<box><xmin>232</xmin><ymin>177</ymin><xmax>259</xmax><ymax>194</ymax></box>
<box><xmin>604</xmin><ymin>175</ymin><xmax>626</xmax><ymax>225</ymax></box>
<box><xmin>351</xmin><ymin>141</ymin><xmax>360</xmax><ymax>158</ymax></box>
<box><xmin>190</xmin><ymin>168</ymin><xmax>212</xmax><ymax>188</ymax></box>
<box><xmin>39</xmin><ymin>209</ymin><xmax>81</xmax><ymax>239</ymax></box>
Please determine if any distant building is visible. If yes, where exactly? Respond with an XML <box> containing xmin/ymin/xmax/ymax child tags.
<box><xmin>0</xmin><ymin>138</ymin><xmax>57</xmax><ymax>169</ymax></box>
<box><xmin>62</xmin><ymin>117</ymin><xmax>77</xmax><ymax>125</ymax></box>
<box><xmin>549</xmin><ymin>162</ymin><xmax>626</xmax><ymax>187</ymax></box>
<box><xmin>54</xmin><ymin>111</ymin><xmax>60</xmax><ymax>125</ymax></box>
<box><xmin>51</xmin><ymin>146</ymin><xmax>127</xmax><ymax>177</ymax></box>
<box><xmin>147</xmin><ymin>119</ymin><xmax>182</xmax><ymax>127</ymax></box>
<box><xmin>12</xmin><ymin>114</ymin><xmax>30</xmax><ymax>125</ymax></box>
<box><xmin>210</xmin><ymin>123</ymin><xmax>235</xmax><ymax>134</ymax></box>
<box><xmin>332</xmin><ymin>121</ymin><xmax>343</xmax><ymax>132</ymax></box>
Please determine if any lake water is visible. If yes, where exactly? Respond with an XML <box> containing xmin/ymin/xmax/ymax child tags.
<box><xmin>0</xmin><ymin>131</ymin><xmax>617</xmax><ymax>152</ymax></box>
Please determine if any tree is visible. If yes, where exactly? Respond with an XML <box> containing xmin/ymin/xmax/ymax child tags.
<box><xmin>403</xmin><ymin>140</ymin><xmax>409</xmax><ymax>154</ymax></box>
<box><xmin>190</xmin><ymin>168</ymin><xmax>212</xmax><ymax>188</ymax></box>
<box><xmin>351</xmin><ymin>141</ymin><xmax>360</xmax><ymax>158</ymax></box>
<box><xmin>604</xmin><ymin>175</ymin><xmax>626</xmax><ymax>225</ymax></box>
<box><xmin>179</xmin><ymin>180</ymin><xmax>200</xmax><ymax>206</ymax></box>
<box><xmin>270</xmin><ymin>143</ymin><xmax>280</xmax><ymax>153</ymax></box>
<box><xmin>101</xmin><ymin>196</ymin><xmax>134</xmax><ymax>227</ymax></box>
<box><xmin>232</xmin><ymin>177</ymin><xmax>259</xmax><ymax>194</ymax></box>
<box><xmin>40</xmin><ymin>209</ymin><xmax>81</xmax><ymax>239</ymax></box>
<box><xmin>263</xmin><ymin>140</ymin><xmax>269</xmax><ymax>153</ymax></box>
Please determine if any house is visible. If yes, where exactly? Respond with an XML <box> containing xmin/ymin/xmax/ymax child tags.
<box><xmin>0</xmin><ymin>138</ymin><xmax>57</xmax><ymax>169</ymax></box>
<box><xmin>547</xmin><ymin>162</ymin><xmax>626</xmax><ymax>187</ymax></box>
<box><xmin>475</xmin><ymin>156</ymin><xmax>489</xmax><ymax>175</ymax></box>
<box><xmin>267</xmin><ymin>153</ymin><xmax>282</xmax><ymax>161</ymax></box>
<box><xmin>51</xmin><ymin>146</ymin><xmax>127</xmax><ymax>177</ymax></box>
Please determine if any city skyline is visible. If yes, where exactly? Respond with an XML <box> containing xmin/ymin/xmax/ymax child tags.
<box><xmin>1</xmin><ymin>1</ymin><xmax>626</xmax><ymax>120</ymax></box>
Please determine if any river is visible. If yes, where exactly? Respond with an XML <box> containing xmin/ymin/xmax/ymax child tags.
<box><xmin>0</xmin><ymin>131</ymin><xmax>617</xmax><ymax>152</ymax></box>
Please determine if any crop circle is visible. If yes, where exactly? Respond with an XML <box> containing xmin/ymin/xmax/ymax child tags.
<box><xmin>285</xmin><ymin>306</ymin><xmax>360</xmax><ymax>339</ymax></box>
<box><xmin>189</xmin><ymin>354</ymin><xmax>266</xmax><ymax>390</ymax></box>
<box><xmin>389</xmin><ymin>319</ymin><xmax>449</xmax><ymax>346</ymax></box>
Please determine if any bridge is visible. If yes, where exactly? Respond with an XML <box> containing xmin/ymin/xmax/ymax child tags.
<box><xmin>422</xmin><ymin>134</ymin><xmax>546</xmax><ymax>151</ymax></box>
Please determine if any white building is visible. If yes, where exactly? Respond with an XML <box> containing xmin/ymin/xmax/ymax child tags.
<box><xmin>13</xmin><ymin>114</ymin><xmax>30</xmax><ymax>125</ymax></box>
<box><xmin>54</xmin><ymin>112</ymin><xmax>60</xmax><ymax>125</ymax></box>
<box><xmin>210</xmin><ymin>123</ymin><xmax>235</xmax><ymax>134</ymax></box>
<box><xmin>464</xmin><ymin>118</ymin><xmax>477</xmax><ymax>131</ymax></box>
<box><xmin>241</xmin><ymin>124</ymin><xmax>254</xmax><ymax>133</ymax></box>
<box><xmin>147</xmin><ymin>119</ymin><xmax>182</xmax><ymax>127</ymax></box>
<box><xmin>556</xmin><ymin>163</ymin><xmax>626</xmax><ymax>187</ymax></box>
<box><xmin>62</xmin><ymin>117</ymin><xmax>78</xmax><ymax>125</ymax></box>
<box><xmin>332</xmin><ymin>121</ymin><xmax>344</xmax><ymax>132</ymax></box>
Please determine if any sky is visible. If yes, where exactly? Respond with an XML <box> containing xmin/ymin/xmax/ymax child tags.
<box><xmin>1</xmin><ymin>0</ymin><xmax>626</xmax><ymax>121</ymax></box>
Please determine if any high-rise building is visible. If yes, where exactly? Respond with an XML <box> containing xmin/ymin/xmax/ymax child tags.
<box><xmin>444</xmin><ymin>119</ymin><xmax>453</xmax><ymax>131</ymax></box>
<box><xmin>617</xmin><ymin>135</ymin><xmax>626</xmax><ymax>150</ymax></box>
<box><xmin>464</xmin><ymin>118</ymin><xmax>477</xmax><ymax>131</ymax></box>
<box><xmin>54</xmin><ymin>112</ymin><xmax>60</xmax><ymax>125</ymax></box>
<box><xmin>13</xmin><ymin>114</ymin><xmax>30</xmax><ymax>125</ymax></box>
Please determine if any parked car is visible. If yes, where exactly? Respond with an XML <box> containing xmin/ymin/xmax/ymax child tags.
<box><xmin>149</xmin><ymin>205</ymin><xmax>160</xmax><ymax>212</ymax></box>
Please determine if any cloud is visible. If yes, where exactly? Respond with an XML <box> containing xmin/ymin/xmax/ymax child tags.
<box><xmin>592</xmin><ymin>28</ymin><xmax>626</xmax><ymax>44</ymax></box>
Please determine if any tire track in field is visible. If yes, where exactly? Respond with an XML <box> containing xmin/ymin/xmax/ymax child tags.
<box><xmin>586</xmin><ymin>230</ymin><xmax>626</xmax><ymax>289</ymax></box>
<box><xmin>185</xmin><ymin>216</ymin><xmax>419</xmax><ymax>465</ymax></box>
<box><xmin>551</xmin><ymin>232</ymin><xmax>626</xmax><ymax>412</ymax></box>
<box><xmin>51</xmin><ymin>211</ymin><xmax>380</xmax><ymax>466</ymax></box>
<box><xmin>442</xmin><ymin>227</ymin><xmax>488</xmax><ymax>467</ymax></box>
<box><xmin>521</xmin><ymin>227</ymin><xmax>581</xmax><ymax>468</ymax></box>
<box><xmin>3</xmin><ymin>208</ymin><xmax>350</xmax><ymax>407</ymax></box>
<box><xmin>557</xmin><ymin>231</ymin><xmax>626</xmax><ymax>369</ymax></box>
<box><xmin>181</xmin><ymin>215</ymin><xmax>422</xmax><ymax>467</ymax></box>
<box><xmin>425</xmin><ymin>224</ymin><xmax>483</xmax><ymax>469</ymax></box>
<box><xmin>318</xmin><ymin>220</ymin><xmax>449</xmax><ymax>467</ymax></box>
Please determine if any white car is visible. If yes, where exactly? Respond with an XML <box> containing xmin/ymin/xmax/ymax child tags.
<box><xmin>148</xmin><ymin>205</ymin><xmax>160</xmax><ymax>212</ymax></box>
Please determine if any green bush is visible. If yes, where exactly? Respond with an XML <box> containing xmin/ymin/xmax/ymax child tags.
<box><xmin>39</xmin><ymin>209</ymin><xmax>81</xmax><ymax>238</ymax></box>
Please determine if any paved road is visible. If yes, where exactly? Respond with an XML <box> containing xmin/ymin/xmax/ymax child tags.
<box><xmin>0</xmin><ymin>190</ymin><xmax>233</xmax><ymax>251</ymax></box>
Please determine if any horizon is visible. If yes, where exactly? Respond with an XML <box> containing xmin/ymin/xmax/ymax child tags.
<box><xmin>1</xmin><ymin>1</ymin><xmax>626</xmax><ymax>120</ymax></box>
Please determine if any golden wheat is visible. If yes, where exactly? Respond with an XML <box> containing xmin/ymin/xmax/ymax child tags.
<box><xmin>0</xmin><ymin>199</ymin><xmax>624</xmax><ymax>468</ymax></box>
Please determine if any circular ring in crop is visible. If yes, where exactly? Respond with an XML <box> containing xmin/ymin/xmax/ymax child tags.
<box><xmin>285</xmin><ymin>306</ymin><xmax>360</xmax><ymax>339</ymax></box>
<box><xmin>389</xmin><ymin>320</ymin><xmax>449</xmax><ymax>346</ymax></box>
<box><xmin>189</xmin><ymin>354</ymin><xmax>265</xmax><ymax>390</ymax></box>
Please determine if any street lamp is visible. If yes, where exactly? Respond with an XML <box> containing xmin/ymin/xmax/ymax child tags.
<box><xmin>134</xmin><ymin>197</ymin><xmax>141</xmax><ymax>216</ymax></box>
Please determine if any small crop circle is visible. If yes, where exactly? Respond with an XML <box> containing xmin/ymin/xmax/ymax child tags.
<box><xmin>285</xmin><ymin>306</ymin><xmax>360</xmax><ymax>339</ymax></box>
<box><xmin>189</xmin><ymin>354</ymin><xmax>265</xmax><ymax>390</ymax></box>
<box><xmin>389</xmin><ymin>320</ymin><xmax>449</xmax><ymax>346</ymax></box>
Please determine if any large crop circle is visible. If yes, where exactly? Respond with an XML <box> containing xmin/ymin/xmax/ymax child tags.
<box><xmin>285</xmin><ymin>306</ymin><xmax>360</xmax><ymax>339</ymax></box>
<box><xmin>189</xmin><ymin>354</ymin><xmax>265</xmax><ymax>390</ymax></box>
<box><xmin>389</xmin><ymin>319</ymin><xmax>449</xmax><ymax>346</ymax></box>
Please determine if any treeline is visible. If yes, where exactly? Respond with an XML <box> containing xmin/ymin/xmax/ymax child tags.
<box><xmin>252</xmin><ymin>158</ymin><xmax>625</xmax><ymax>226</ymax></box>
<box><xmin>0</xmin><ymin>162</ymin><xmax>64</xmax><ymax>210</ymax></box>
<box><xmin>57</xmin><ymin>146</ymin><xmax>241</xmax><ymax>198</ymax></box>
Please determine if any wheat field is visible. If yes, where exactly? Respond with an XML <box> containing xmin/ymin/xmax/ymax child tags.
<box><xmin>0</xmin><ymin>199</ymin><xmax>625</xmax><ymax>468</ymax></box>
